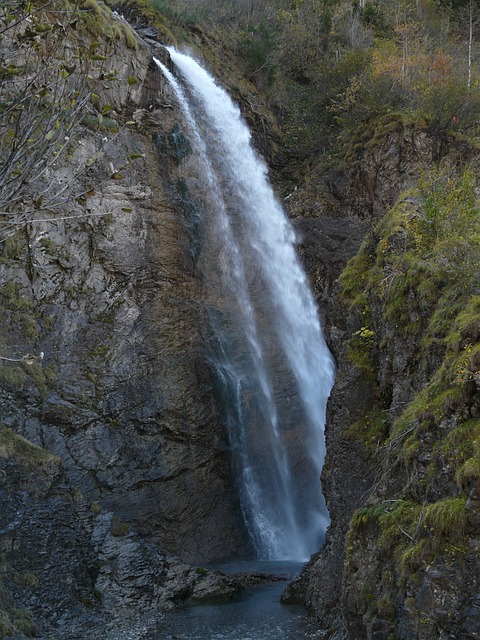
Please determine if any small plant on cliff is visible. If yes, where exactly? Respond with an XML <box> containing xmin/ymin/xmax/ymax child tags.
<box><xmin>347</xmin><ymin>325</ymin><xmax>376</xmax><ymax>373</ymax></box>
<box><xmin>424</xmin><ymin>496</ymin><xmax>468</xmax><ymax>538</ymax></box>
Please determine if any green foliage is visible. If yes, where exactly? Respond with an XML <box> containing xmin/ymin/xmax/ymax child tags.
<box><xmin>343</xmin><ymin>164</ymin><xmax>479</xmax><ymax>597</ymax></box>
<box><xmin>376</xmin><ymin>594</ymin><xmax>397</xmax><ymax>619</ymax></box>
<box><xmin>114</xmin><ymin>0</ymin><xmax>480</xmax><ymax>156</ymax></box>
<box><xmin>106</xmin><ymin>0</ymin><xmax>177</xmax><ymax>41</ymax></box>
<box><xmin>0</xmin><ymin>611</ymin><xmax>13</xmax><ymax>637</ymax></box>
<box><xmin>10</xmin><ymin>572</ymin><xmax>39</xmax><ymax>588</ymax></box>
<box><xmin>0</xmin><ymin>607</ymin><xmax>35</xmax><ymax>637</ymax></box>
<box><xmin>240</xmin><ymin>21</ymin><xmax>276</xmax><ymax>86</ymax></box>
<box><xmin>341</xmin><ymin>166</ymin><xmax>480</xmax><ymax>352</ymax></box>
<box><xmin>414</xmin><ymin>75</ymin><xmax>480</xmax><ymax>131</ymax></box>
<box><xmin>347</xmin><ymin>325</ymin><xmax>376</xmax><ymax>373</ymax></box>
<box><xmin>346</xmin><ymin>407</ymin><xmax>389</xmax><ymax>454</ymax></box>
<box><xmin>417</xmin><ymin>167</ymin><xmax>479</xmax><ymax>256</ymax></box>
<box><xmin>376</xmin><ymin>500</ymin><xmax>423</xmax><ymax>553</ymax></box>
<box><xmin>424</xmin><ymin>496</ymin><xmax>468</xmax><ymax>537</ymax></box>
<box><xmin>349</xmin><ymin>494</ymin><xmax>469</xmax><ymax>580</ymax></box>
<box><xmin>441</xmin><ymin>418</ymin><xmax>480</xmax><ymax>489</ymax></box>
<box><xmin>340</xmin><ymin>247</ymin><xmax>374</xmax><ymax>307</ymax></box>
<box><xmin>0</xmin><ymin>280</ymin><xmax>38</xmax><ymax>340</ymax></box>
<box><xmin>150</xmin><ymin>0</ymin><xmax>205</xmax><ymax>26</ymax></box>
<box><xmin>38</xmin><ymin>236</ymin><xmax>57</xmax><ymax>255</ymax></box>
<box><xmin>342</xmin><ymin>167</ymin><xmax>480</xmax><ymax>460</ymax></box>
<box><xmin>91</xmin><ymin>501</ymin><xmax>102</xmax><ymax>515</ymax></box>
<box><xmin>11</xmin><ymin>609</ymin><xmax>36</xmax><ymax>636</ymax></box>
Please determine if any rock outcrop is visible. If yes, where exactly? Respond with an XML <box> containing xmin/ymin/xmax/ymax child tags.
<box><xmin>0</xmin><ymin>5</ymin><xmax>249</xmax><ymax>635</ymax></box>
<box><xmin>0</xmin><ymin>421</ymin><xmax>244</xmax><ymax>636</ymax></box>
<box><xmin>284</xmin><ymin>122</ymin><xmax>480</xmax><ymax>639</ymax></box>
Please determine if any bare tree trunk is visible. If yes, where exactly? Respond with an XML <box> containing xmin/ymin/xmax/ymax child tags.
<box><xmin>468</xmin><ymin>0</ymin><xmax>473</xmax><ymax>90</ymax></box>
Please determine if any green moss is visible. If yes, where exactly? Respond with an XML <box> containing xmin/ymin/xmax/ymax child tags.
<box><xmin>44</xmin><ymin>364</ymin><xmax>58</xmax><ymax>386</ymax></box>
<box><xmin>0</xmin><ymin>282</ymin><xmax>33</xmax><ymax>313</ymax></box>
<box><xmin>0</xmin><ymin>611</ymin><xmax>14</xmax><ymax>637</ymax></box>
<box><xmin>110</xmin><ymin>517</ymin><xmax>129</xmax><ymax>537</ymax></box>
<box><xmin>26</xmin><ymin>360</ymin><xmax>49</xmax><ymax>397</ymax></box>
<box><xmin>10</xmin><ymin>572</ymin><xmax>39</xmax><ymax>588</ymax></box>
<box><xmin>106</xmin><ymin>0</ymin><xmax>177</xmax><ymax>42</ymax></box>
<box><xmin>376</xmin><ymin>594</ymin><xmax>397</xmax><ymax>619</ymax></box>
<box><xmin>399</xmin><ymin>538</ymin><xmax>431</xmax><ymax>574</ymax></box>
<box><xmin>90</xmin><ymin>501</ymin><xmax>101</xmax><ymax>515</ymax></box>
<box><xmin>339</xmin><ymin>248</ymin><xmax>374</xmax><ymax>307</ymax></box>
<box><xmin>346</xmin><ymin>407</ymin><xmax>388</xmax><ymax>454</ymax></box>
<box><xmin>348</xmin><ymin>493</ymin><xmax>471</xmax><ymax>584</ymax></box>
<box><xmin>0</xmin><ymin>424</ymin><xmax>60</xmax><ymax>471</ymax></box>
<box><xmin>0</xmin><ymin>365</ymin><xmax>27</xmax><ymax>389</ymax></box>
<box><xmin>424</xmin><ymin>497</ymin><xmax>468</xmax><ymax>538</ymax></box>
<box><xmin>121</xmin><ymin>22</ymin><xmax>138</xmax><ymax>49</ymax></box>
<box><xmin>456</xmin><ymin>456</ymin><xmax>480</xmax><ymax>488</ymax></box>
<box><xmin>1</xmin><ymin>235</ymin><xmax>26</xmax><ymax>261</ymax></box>
<box><xmin>339</xmin><ymin>170</ymin><xmax>480</xmax><ymax>605</ymax></box>
<box><xmin>12</xmin><ymin>609</ymin><xmax>36</xmax><ymax>637</ymax></box>
<box><xmin>346</xmin><ymin>325</ymin><xmax>377</xmax><ymax>377</ymax></box>
<box><xmin>376</xmin><ymin>501</ymin><xmax>423</xmax><ymax>553</ymax></box>
<box><xmin>0</xmin><ymin>604</ymin><xmax>35</xmax><ymax>637</ymax></box>
<box><xmin>340</xmin><ymin>167</ymin><xmax>480</xmax><ymax>478</ymax></box>
<box><xmin>90</xmin><ymin>344</ymin><xmax>109</xmax><ymax>359</ymax></box>
<box><xmin>86</xmin><ymin>371</ymin><xmax>98</xmax><ymax>385</ymax></box>
<box><xmin>349</xmin><ymin>503</ymin><xmax>389</xmax><ymax>534</ymax></box>
<box><xmin>0</xmin><ymin>281</ymin><xmax>38</xmax><ymax>340</ymax></box>
<box><xmin>38</xmin><ymin>236</ymin><xmax>57</xmax><ymax>255</ymax></box>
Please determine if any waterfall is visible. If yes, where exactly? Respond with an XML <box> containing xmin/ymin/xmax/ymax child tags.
<box><xmin>155</xmin><ymin>51</ymin><xmax>335</xmax><ymax>561</ymax></box>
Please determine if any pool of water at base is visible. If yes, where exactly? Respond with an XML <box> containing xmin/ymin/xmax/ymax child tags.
<box><xmin>152</xmin><ymin>560</ymin><xmax>309</xmax><ymax>640</ymax></box>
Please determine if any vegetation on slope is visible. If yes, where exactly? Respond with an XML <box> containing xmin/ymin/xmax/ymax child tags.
<box><xmin>116</xmin><ymin>0</ymin><xmax>480</xmax><ymax>158</ymax></box>
<box><xmin>0</xmin><ymin>0</ymin><xmax>139</xmax><ymax>240</ymax></box>
<box><xmin>340</xmin><ymin>166</ymin><xmax>480</xmax><ymax>635</ymax></box>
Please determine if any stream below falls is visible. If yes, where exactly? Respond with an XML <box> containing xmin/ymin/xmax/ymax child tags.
<box><xmin>152</xmin><ymin>561</ymin><xmax>309</xmax><ymax>639</ymax></box>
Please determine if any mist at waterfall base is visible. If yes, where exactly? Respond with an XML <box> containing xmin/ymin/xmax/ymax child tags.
<box><xmin>155</xmin><ymin>50</ymin><xmax>335</xmax><ymax>564</ymax></box>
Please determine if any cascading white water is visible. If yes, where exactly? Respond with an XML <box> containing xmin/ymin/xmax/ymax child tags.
<box><xmin>156</xmin><ymin>50</ymin><xmax>335</xmax><ymax>561</ymax></box>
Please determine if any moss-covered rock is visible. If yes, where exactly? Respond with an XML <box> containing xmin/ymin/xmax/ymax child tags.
<box><xmin>339</xmin><ymin>166</ymin><xmax>480</xmax><ymax>639</ymax></box>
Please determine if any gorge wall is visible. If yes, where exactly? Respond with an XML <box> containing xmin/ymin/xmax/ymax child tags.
<box><xmin>1</xmin><ymin>1</ymin><xmax>480</xmax><ymax>638</ymax></box>
<box><xmin>0</xmin><ymin>9</ymin><xmax>253</xmax><ymax>636</ymax></box>
<box><xmin>284</xmin><ymin>122</ymin><xmax>480</xmax><ymax>639</ymax></box>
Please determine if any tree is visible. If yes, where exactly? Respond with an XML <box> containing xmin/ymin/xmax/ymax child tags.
<box><xmin>461</xmin><ymin>0</ymin><xmax>480</xmax><ymax>89</ymax></box>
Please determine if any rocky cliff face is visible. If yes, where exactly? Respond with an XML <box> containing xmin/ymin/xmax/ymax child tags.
<box><xmin>0</xmin><ymin>6</ymin><xmax>250</xmax><ymax>635</ymax></box>
<box><xmin>284</xmin><ymin>121</ymin><xmax>480</xmax><ymax>639</ymax></box>
<box><xmin>2</xmin><ymin>3</ymin><xmax>479</xmax><ymax>638</ymax></box>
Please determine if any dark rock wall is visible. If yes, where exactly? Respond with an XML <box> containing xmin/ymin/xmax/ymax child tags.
<box><xmin>0</xmin><ymin>14</ymin><xmax>252</xmax><ymax>634</ymax></box>
<box><xmin>284</xmin><ymin>123</ymin><xmax>480</xmax><ymax>639</ymax></box>
<box><xmin>0</xmin><ymin>29</ymin><xmax>244</xmax><ymax>565</ymax></box>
